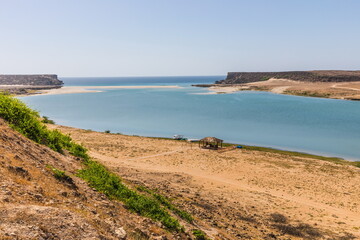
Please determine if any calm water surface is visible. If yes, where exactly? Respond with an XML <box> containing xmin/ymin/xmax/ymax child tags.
<box><xmin>20</xmin><ymin>76</ymin><xmax>360</xmax><ymax>161</ymax></box>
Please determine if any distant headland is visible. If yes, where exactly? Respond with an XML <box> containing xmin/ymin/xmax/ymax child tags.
<box><xmin>0</xmin><ymin>74</ymin><xmax>63</xmax><ymax>86</ymax></box>
<box><xmin>193</xmin><ymin>70</ymin><xmax>360</xmax><ymax>100</ymax></box>
<box><xmin>217</xmin><ymin>70</ymin><xmax>360</xmax><ymax>84</ymax></box>
<box><xmin>0</xmin><ymin>74</ymin><xmax>63</xmax><ymax>95</ymax></box>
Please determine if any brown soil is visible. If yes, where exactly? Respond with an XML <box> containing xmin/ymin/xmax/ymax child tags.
<box><xmin>50</xmin><ymin>125</ymin><xmax>360</xmax><ymax>240</ymax></box>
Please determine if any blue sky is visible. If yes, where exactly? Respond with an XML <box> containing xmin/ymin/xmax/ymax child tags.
<box><xmin>0</xmin><ymin>0</ymin><xmax>359</xmax><ymax>77</ymax></box>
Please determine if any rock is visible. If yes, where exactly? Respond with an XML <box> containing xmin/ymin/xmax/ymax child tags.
<box><xmin>115</xmin><ymin>227</ymin><xmax>127</xmax><ymax>239</ymax></box>
<box><xmin>151</xmin><ymin>236</ymin><xmax>167</xmax><ymax>240</ymax></box>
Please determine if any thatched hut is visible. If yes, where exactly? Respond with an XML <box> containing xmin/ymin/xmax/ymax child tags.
<box><xmin>199</xmin><ymin>137</ymin><xmax>223</xmax><ymax>149</ymax></box>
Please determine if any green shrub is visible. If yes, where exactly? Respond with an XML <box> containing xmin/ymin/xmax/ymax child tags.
<box><xmin>47</xmin><ymin>165</ymin><xmax>70</xmax><ymax>180</ymax></box>
<box><xmin>192</xmin><ymin>229</ymin><xmax>208</xmax><ymax>240</ymax></box>
<box><xmin>77</xmin><ymin>160</ymin><xmax>183</xmax><ymax>231</ymax></box>
<box><xmin>137</xmin><ymin>185</ymin><xmax>194</xmax><ymax>223</ymax></box>
<box><xmin>104</xmin><ymin>130</ymin><xmax>111</xmax><ymax>133</ymax></box>
<box><xmin>42</xmin><ymin>116</ymin><xmax>55</xmax><ymax>124</ymax></box>
<box><xmin>0</xmin><ymin>94</ymin><xmax>89</xmax><ymax>160</ymax></box>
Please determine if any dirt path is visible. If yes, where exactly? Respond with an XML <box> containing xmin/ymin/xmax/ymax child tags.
<box><xmin>331</xmin><ymin>83</ymin><xmax>360</xmax><ymax>91</ymax></box>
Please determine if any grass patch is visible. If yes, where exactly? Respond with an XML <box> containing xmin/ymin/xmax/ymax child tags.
<box><xmin>0</xmin><ymin>94</ymin><xmax>88</xmax><ymax>160</ymax></box>
<box><xmin>285</xmin><ymin>90</ymin><xmax>331</xmax><ymax>98</ymax></box>
<box><xmin>49</xmin><ymin>166</ymin><xmax>69</xmax><ymax>180</ymax></box>
<box><xmin>77</xmin><ymin>160</ymin><xmax>183</xmax><ymax>232</ymax></box>
<box><xmin>136</xmin><ymin>185</ymin><xmax>193</xmax><ymax>223</ymax></box>
<box><xmin>47</xmin><ymin>165</ymin><xmax>77</xmax><ymax>188</ymax></box>
<box><xmin>241</xmin><ymin>145</ymin><xmax>360</xmax><ymax>166</ymax></box>
<box><xmin>192</xmin><ymin>229</ymin><xmax>208</xmax><ymax>240</ymax></box>
<box><xmin>217</xmin><ymin>142</ymin><xmax>359</xmax><ymax>168</ymax></box>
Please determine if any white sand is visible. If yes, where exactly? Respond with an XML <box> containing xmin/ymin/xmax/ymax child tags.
<box><xmin>37</xmin><ymin>85</ymin><xmax>182</xmax><ymax>95</ymax></box>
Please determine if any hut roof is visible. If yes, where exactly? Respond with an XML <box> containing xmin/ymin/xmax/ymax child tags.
<box><xmin>200</xmin><ymin>137</ymin><xmax>223</xmax><ymax>143</ymax></box>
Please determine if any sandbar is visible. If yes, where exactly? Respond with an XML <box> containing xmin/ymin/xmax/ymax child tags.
<box><xmin>37</xmin><ymin>85</ymin><xmax>182</xmax><ymax>95</ymax></box>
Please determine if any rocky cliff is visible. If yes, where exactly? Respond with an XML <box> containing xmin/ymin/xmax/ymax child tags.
<box><xmin>217</xmin><ymin>70</ymin><xmax>360</xmax><ymax>84</ymax></box>
<box><xmin>0</xmin><ymin>74</ymin><xmax>63</xmax><ymax>86</ymax></box>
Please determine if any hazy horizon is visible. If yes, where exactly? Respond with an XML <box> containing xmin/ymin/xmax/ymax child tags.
<box><xmin>1</xmin><ymin>0</ymin><xmax>359</xmax><ymax>77</ymax></box>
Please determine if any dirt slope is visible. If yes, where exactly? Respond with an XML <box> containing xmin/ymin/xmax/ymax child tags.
<box><xmin>0</xmin><ymin>118</ymin><xmax>181</xmax><ymax>240</ymax></box>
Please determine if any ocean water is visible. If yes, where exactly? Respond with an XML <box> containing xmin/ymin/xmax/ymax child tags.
<box><xmin>20</xmin><ymin>76</ymin><xmax>360</xmax><ymax>161</ymax></box>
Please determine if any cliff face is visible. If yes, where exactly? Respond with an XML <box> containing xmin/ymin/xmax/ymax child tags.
<box><xmin>217</xmin><ymin>71</ymin><xmax>360</xmax><ymax>84</ymax></box>
<box><xmin>0</xmin><ymin>75</ymin><xmax>63</xmax><ymax>86</ymax></box>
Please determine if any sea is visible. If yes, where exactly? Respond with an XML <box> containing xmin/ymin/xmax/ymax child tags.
<box><xmin>19</xmin><ymin>76</ymin><xmax>360</xmax><ymax>161</ymax></box>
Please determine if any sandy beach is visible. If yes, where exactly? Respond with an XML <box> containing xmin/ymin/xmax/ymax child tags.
<box><xmin>49</xmin><ymin>124</ymin><xmax>360</xmax><ymax>239</ymax></box>
<box><xmin>36</xmin><ymin>85</ymin><xmax>182</xmax><ymax>95</ymax></box>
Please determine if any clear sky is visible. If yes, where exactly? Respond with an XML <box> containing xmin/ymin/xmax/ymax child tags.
<box><xmin>0</xmin><ymin>0</ymin><xmax>359</xmax><ymax>77</ymax></box>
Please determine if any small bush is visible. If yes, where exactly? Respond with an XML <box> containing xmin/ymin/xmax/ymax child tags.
<box><xmin>47</xmin><ymin>165</ymin><xmax>76</xmax><ymax>188</ymax></box>
<box><xmin>273</xmin><ymin>223</ymin><xmax>322</xmax><ymax>238</ymax></box>
<box><xmin>136</xmin><ymin>185</ymin><xmax>193</xmax><ymax>223</ymax></box>
<box><xmin>192</xmin><ymin>229</ymin><xmax>208</xmax><ymax>240</ymax></box>
<box><xmin>104</xmin><ymin>130</ymin><xmax>111</xmax><ymax>133</ymax></box>
<box><xmin>270</xmin><ymin>213</ymin><xmax>288</xmax><ymax>223</ymax></box>
<box><xmin>42</xmin><ymin>116</ymin><xmax>55</xmax><ymax>124</ymax></box>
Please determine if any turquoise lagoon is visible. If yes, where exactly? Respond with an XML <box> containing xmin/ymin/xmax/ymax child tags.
<box><xmin>20</xmin><ymin>76</ymin><xmax>360</xmax><ymax>161</ymax></box>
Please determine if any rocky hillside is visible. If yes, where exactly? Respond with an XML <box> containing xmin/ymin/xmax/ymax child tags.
<box><xmin>0</xmin><ymin>94</ymin><xmax>197</xmax><ymax>239</ymax></box>
<box><xmin>0</xmin><ymin>74</ymin><xmax>63</xmax><ymax>86</ymax></box>
<box><xmin>0</xmin><ymin>118</ymin><xmax>188</xmax><ymax>239</ymax></box>
<box><xmin>217</xmin><ymin>71</ymin><xmax>360</xmax><ymax>84</ymax></box>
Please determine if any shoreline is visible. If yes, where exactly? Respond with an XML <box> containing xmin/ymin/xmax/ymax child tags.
<box><xmin>52</xmin><ymin>123</ymin><xmax>360</xmax><ymax>164</ymax></box>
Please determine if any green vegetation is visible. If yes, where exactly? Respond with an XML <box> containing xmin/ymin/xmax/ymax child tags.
<box><xmin>0</xmin><ymin>94</ymin><xmax>190</xmax><ymax>232</ymax></box>
<box><xmin>241</xmin><ymin>145</ymin><xmax>357</xmax><ymax>166</ymax></box>
<box><xmin>136</xmin><ymin>185</ymin><xmax>193</xmax><ymax>223</ymax></box>
<box><xmin>104</xmin><ymin>130</ymin><xmax>111</xmax><ymax>133</ymax></box>
<box><xmin>77</xmin><ymin>160</ymin><xmax>183</xmax><ymax>231</ymax></box>
<box><xmin>261</xmin><ymin>76</ymin><xmax>271</xmax><ymax>81</ymax></box>
<box><xmin>42</xmin><ymin>116</ymin><xmax>55</xmax><ymax>124</ymax></box>
<box><xmin>285</xmin><ymin>90</ymin><xmax>331</xmax><ymax>98</ymax></box>
<box><xmin>192</xmin><ymin>229</ymin><xmax>208</xmax><ymax>240</ymax></box>
<box><xmin>217</xmin><ymin>142</ymin><xmax>359</xmax><ymax>168</ymax></box>
<box><xmin>47</xmin><ymin>165</ymin><xmax>75</xmax><ymax>187</ymax></box>
<box><xmin>0</xmin><ymin>93</ymin><xmax>88</xmax><ymax>160</ymax></box>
